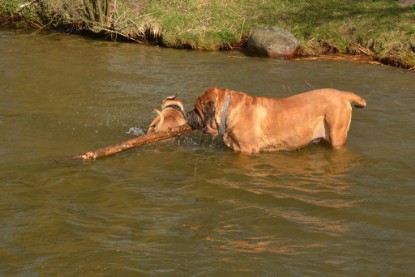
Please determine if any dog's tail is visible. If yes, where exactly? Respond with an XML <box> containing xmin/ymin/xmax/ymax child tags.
<box><xmin>152</xmin><ymin>109</ymin><xmax>164</xmax><ymax>132</ymax></box>
<box><xmin>345</xmin><ymin>92</ymin><xmax>367</xmax><ymax>108</ymax></box>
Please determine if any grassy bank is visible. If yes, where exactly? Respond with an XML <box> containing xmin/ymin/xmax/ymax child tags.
<box><xmin>1</xmin><ymin>0</ymin><xmax>414</xmax><ymax>68</ymax></box>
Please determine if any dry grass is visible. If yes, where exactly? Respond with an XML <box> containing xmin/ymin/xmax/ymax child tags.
<box><xmin>1</xmin><ymin>0</ymin><xmax>414</xmax><ymax>68</ymax></box>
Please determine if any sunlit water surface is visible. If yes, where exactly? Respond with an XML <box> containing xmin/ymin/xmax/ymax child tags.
<box><xmin>0</xmin><ymin>30</ymin><xmax>414</xmax><ymax>276</ymax></box>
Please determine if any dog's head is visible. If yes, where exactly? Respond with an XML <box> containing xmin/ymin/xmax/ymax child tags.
<box><xmin>186</xmin><ymin>88</ymin><xmax>228</xmax><ymax>136</ymax></box>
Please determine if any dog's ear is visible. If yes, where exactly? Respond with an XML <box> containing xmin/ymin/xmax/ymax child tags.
<box><xmin>189</xmin><ymin>98</ymin><xmax>215</xmax><ymax>124</ymax></box>
<box><xmin>187</xmin><ymin>98</ymin><xmax>218</xmax><ymax>133</ymax></box>
<box><xmin>204</xmin><ymin>101</ymin><xmax>215</xmax><ymax>118</ymax></box>
<box><xmin>204</xmin><ymin>100</ymin><xmax>216</xmax><ymax>129</ymax></box>
<box><xmin>164</xmin><ymin>94</ymin><xmax>178</xmax><ymax>101</ymax></box>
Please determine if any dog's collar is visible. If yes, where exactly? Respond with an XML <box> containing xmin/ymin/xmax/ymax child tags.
<box><xmin>163</xmin><ymin>104</ymin><xmax>185</xmax><ymax>116</ymax></box>
<box><xmin>219</xmin><ymin>93</ymin><xmax>231</xmax><ymax>135</ymax></box>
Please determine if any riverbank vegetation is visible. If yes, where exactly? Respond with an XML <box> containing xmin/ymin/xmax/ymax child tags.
<box><xmin>1</xmin><ymin>0</ymin><xmax>414</xmax><ymax>69</ymax></box>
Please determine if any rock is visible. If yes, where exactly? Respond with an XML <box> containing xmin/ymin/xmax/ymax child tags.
<box><xmin>398</xmin><ymin>0</ymin><xmax>415</xmax><ymax>7</ymax></box>
<box><xmin>247</xmin><ymin>27</ymin><xmax>300</xmax><ymax>59</ymax></box>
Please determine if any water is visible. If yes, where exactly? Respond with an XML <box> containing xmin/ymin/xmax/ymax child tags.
<box><xmin>1</xmin><ymin>29</ymin><xmax>414</xmax><ymax>276</ymax></box>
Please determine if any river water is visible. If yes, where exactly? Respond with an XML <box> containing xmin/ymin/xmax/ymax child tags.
<box><xmin>1</xmin><ymin>29</ymin><xmax>414</xmax><ymax>276</ymax></box>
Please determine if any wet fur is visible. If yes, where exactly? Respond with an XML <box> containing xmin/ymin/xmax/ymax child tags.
<box><xmin>147</xmin><ymin>95</ymin><xmax>186</xmax><ymax>134</ymax></box>
<box><xmin>186</xmin><ymin>87</ymin><xmax>366</xmax><ymax>153</ymax></box>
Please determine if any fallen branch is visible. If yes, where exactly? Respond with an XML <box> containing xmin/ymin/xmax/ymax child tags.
<box><xmin>71</xmin><ymin>124</ymin><xmax>193</xmax><ymax>160</ymax></box>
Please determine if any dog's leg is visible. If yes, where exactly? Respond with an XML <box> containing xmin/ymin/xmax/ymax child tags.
<box><xmin>326</xmin><ymin>109</ymin><xmax>352</xmax><ymax>149</ymax></box>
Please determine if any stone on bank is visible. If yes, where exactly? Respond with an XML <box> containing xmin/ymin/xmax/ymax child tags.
<box><xmin>247</xmin><ymin>27</ymin><xmax>300</xmax><ymax>59</ymax></box>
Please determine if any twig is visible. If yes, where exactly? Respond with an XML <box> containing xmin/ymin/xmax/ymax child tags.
<box><xmin>31</xmin><ymin>17</ymin><xmax>55</xmax><ymax>34</ymax></box>
<box><xmin>351</xmin><ymin>42</ymin><xmax>375</xmax><ymax>57</ymax></box>
<box><xmin>95</xmin><ymin>26</ymin><xmax>142</xmax><ymax>42</ymax></box>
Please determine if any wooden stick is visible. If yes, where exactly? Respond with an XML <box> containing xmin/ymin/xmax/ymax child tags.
<box><xmin>71</xmin><ymin>124</ymin><xmax>193</xmax><ymax>160</ymax></box>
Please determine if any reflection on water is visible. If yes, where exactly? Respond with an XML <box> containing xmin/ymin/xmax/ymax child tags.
<box><xmin>182</xmin><ymin>148</ymin><xmax>359</xmax><ymax>258</ymax></box>
<box><xmin>0</xmin><ymin>30</ymin><xmax>414</xmax><ymax>275</ymax></box>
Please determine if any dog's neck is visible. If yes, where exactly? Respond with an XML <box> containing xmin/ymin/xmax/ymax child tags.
<box><xmin>163</xmin><ymin>104</ymin><xmax>185</xmax><ymax>115</ymax></box>
<box><xmin>219</xmin><ymin>93</ymin><xmax>231</xmax><ymax>135</ymax></box>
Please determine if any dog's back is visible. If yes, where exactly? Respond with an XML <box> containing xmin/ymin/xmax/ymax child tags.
<box><xmin>147</xmin><ymin>95</ymin><xmax>186</xmax><ymax>134</ymax></box>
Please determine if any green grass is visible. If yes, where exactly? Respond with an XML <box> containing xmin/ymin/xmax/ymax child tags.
<box><xmin>1</xmin><ymin>0</ymin><xmax>414</xmax><ymax>68</ymax></box>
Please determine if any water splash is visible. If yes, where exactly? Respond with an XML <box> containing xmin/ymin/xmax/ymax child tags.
<box><xmin>126</xmin><ymin>127</ymin><xmax>145</xmax><ymax>136</ymax></box>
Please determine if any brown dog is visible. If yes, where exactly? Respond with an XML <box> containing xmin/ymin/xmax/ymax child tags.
<box><xmin>186</xmin><ymin>87</ymin><xmax>366</xmax><ymax>153</ymax></box>
<box><xmin>147</xmin><ymin>95</ymin><xmax>186</xmax><ymax>134</ymax></box>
